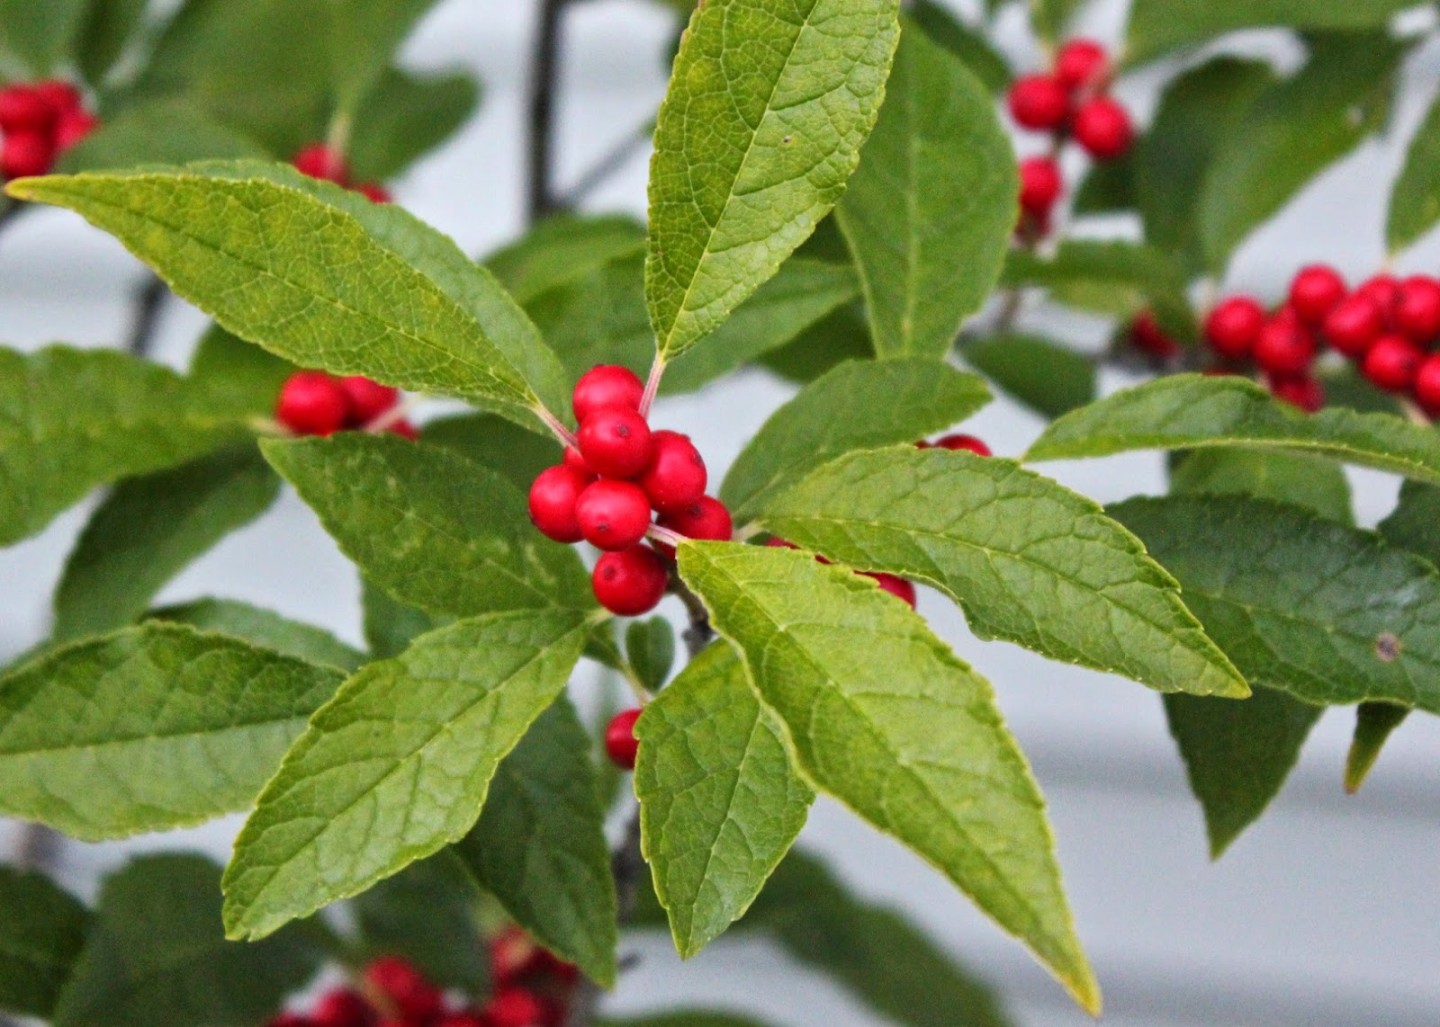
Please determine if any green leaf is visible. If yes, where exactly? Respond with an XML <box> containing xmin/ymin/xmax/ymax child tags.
<box><xmin>836</xmin><ymin>22</ymin><xmax>1016</xmax><ymax>359</ymax></box>
<box><xmin>910</xmin><ymin>0</ymin><xmax>1011</xmax><ymax>94</ymax></box>
<box><xmin>59</xmin><ymin>101</ymin><xmax>268</xmax><ymax>173</ymax></box>
<box><xmin>755</xmin><ymin>447</ymin><xmax>1247</xmax><ymax>698</ymax></box>
<box><xmin>1344</xmin><ymin>701</ymin><xmax>1410</xmax><ymax>794</ymax></box>
<box><xmin>353</xmin><ymin>854</ymin><xmax>486</xmax><ymax>991</ymax></box>
<box><xmin>635</xmin><ymin>644</ymin><xmax>814</xmax><ymax>957</ymax></box>
<box><xmin>348</xmin><ymin>68</ymin><xmax>483</xmax><ymax>183</ymax></box>
<box><xmin>1032</xmin><ymin>0</ymin><xmax>1082</xmax><ymax>44</ymax></box>
<box><xmin>0</xmin><ymin>345</ymin><xmax>248</xmax><ymax>547</ymax></box>
<box><xmin>626</xmin><ymin>618</ymin><xmax>676</xmax><ymax>692</ymax></box>
<box><xmin>1002</xmin><ymin>241</ymin><xmax>1195</xmax><ymax>337</ymax></box>
<box><xmin>53</xmin><ymin>447</ymin><xmax>281</xmax><ymax>642</ymax></box>
<box><xmin>261</xmin><ymin>433</ymin><xmax>591</xmax><ymax>617</ymax></box>
<box><xmin>0</xmin><ymin>623</ymin><xmax>343</xmax><ymax>840</ymax></box>
<box><xmin>1027</xmin><ymin>374</ymin><xmax>1440</xmax><ymax>486</ymax></box>
<box><xmin>0</xmin><ymin>868</ymin><xmax>89</xmax><ymax>1018</ymax></box>
<box><xmin>1072</xmin><ymin>151</ymin><xmax>1137</xmax><ymax>216</ymax></box>
<box><xmin>1135</xmin><ymin>58</ymin><xmax>1275</xmax><ymax>276</ymax></box>
<box><xmin>962</xmin><ymin>335</ymin><xmax>1096</xmax><ymax>418</ymax></box>
<box><xmin>1170</xmin><ymin>449</ymin><xmax>1352</xmax><ymax>524</ymax></box>
<box><xmin>453</xmin><ymin>697</ymin><xmax>618</xmax><ymax>986</ymax></box>
<box><xmin>1380</xmin><ymin>480</ymin><xmax>1440</xmax><ymax>569</ymax></box>
<box><xmin>721</xmin><ymin>359</ymin><xmax>990</xmax><ymax>520</ymax></box>
<box><xmin>743</xmin><ymin>851</ymin><xmax>1013</xmax><ymax>1027</ymax></box>
<box><xmin>327</xmin><ymin>0</ymin><xmax>444</xmax><ymax>114</ymax></box>
<box><xmin>423</xmin><ymin>412</ymin><xmax>561</xmax><ymax>492</ymax></box>
<box><xmin>645</xmin><ymin>0</ymin><xmax>902</xmax><ymax>362</ymax></box>
<box><xmin>487</xmin><ymin>215</ymin><xmax>647</xmax><ymax>306</ymax></box>
<box><xmin>0</xmin><ymin>0</ymin><xmax>87</xmax><ymax>74</ymax></box>
<box><xmin>11</xmin><ymin>162</ymin><xmax>569</xmax><ymax>426</ymax></box>
<box><xmin>1388</xmin><ymin>93</ymin><xmax>1440</xmax><ymax>254</ymax></box>
<box><xmin>678</xmin><ymin>542</ymin><xmax>1099</xmax><ymax>1014</ymax></box>
<box><xmin>1126</xmin><ymin>0</ymin><xmax>1417</xmax><ymax>65</ymax></box>
<box><xmin>223</xmin><ymin>610</ymin><xmax>589</xmax><ymax>940</ymax></box>
<box><xmin>75</xmin><ymin>0</ymin><xmax>149</xmax><ymax>84</ymax></box>
<box><xmin>523</xmin><ymin>253</ymin><xmax>653</xmax><ymax>384</ymax></box>
<box><xmin>1110</xmin><ymin>495</ymin><xmax>1440</xmax><ymax>714</ymax></box>
<box><xmin>189</xmin><ymin>323</ymin><xmax>298</xmax><ymax>419</ymax></box>
<box><xmin>145</xmin><ymin>599</ymin><xmax>365</xmax><ymax>672</ymax></box>
<box><xmin>1163</xmin><ymin>688</ymin><xmax>1323</xmax><ymax>857</ymax></box>
<box><xmin>52</xmin><ymin>855</ymin><xmax>321</xmax><ymax>1027</ymax></box>
<box><xmin>756</xmin><ymin>302</ymin><xmax>875</xmax><ymax>383</ymax></box>
<box><xmin>363</xmin><ymin>578</ymin><xmax>439</xmax><ymax>660</ymax></box>
<box><xmin>1196</xmin><ymin>34</ymin><xmax>1403</xmax><ymax>273</ymax></box>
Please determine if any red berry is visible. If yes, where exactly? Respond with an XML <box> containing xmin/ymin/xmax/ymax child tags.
<box><xmin>1205</xmin><ymin>297</ymin><xmax>1266</xmax><ymax>360</ymax></box>
<box><xmin>864</xmin><ymin>572</ymin><xmax>917</xmax><ymax>608</ymax></box>
<box><xmin>491</xmin><ymin>926</ymin><xmax>542</xmax><ymax>987</ymax></box>
<box><xmin>1394</xmin><ymin>275</ymin><xmax>1440</xmax><ymax>343</ymax></box>
<box><xmin>0</xmin><ymin>85</ymin><xmax>55</xmax><ymax>133</ymax></box>
<box><xmin>436</xmin><ymin>1014</ymin><xmax>488</xmax><ymax>1027</ymax></box>
<box><xmin>388</xmin><ymin>419</ymin><xmax>419</xmax><ymax>441</ymax></box>
<box><xmin>592</xmin><ymin>546</ymin><xmax>668</xmax><ymax>616</ymax></box>
<box><xmin>1287</xmin><ymin>265</ymin><xmax>1347</xmax><ymax>326</ymax></box>
<box><xmin>357</xmin><ymin>182</ymin><xmax>392</xmax><ymax>204</ymax></box>
<box><xmin>276</xmin><ymin>371</ymin><xmax>350</xmax><ymax>436</ymax></box>
<box><xmin>577</xmin><ymin>406</ymin><xmax>652</xmax><ymax>479</ymax></box>
<box><xmin>528</xmin><ymin>466</ymin><xmax>591</xmax><ymax>544</ymax></box>
<box><xmin>1252</xmin><ymin>314</ymin><xmax>1316</xmax><ymax>377</ymax></box>
<box><xmin>1268</xmin><ymin>374</ymin><xmax>1325</xmax><ymax>413</ymax></box>
<box><xmin>363</xmin><ymin>956</ymin><xmax>442</xmax><ymax>1021</ymax></box>
<box><xmin>765</xmin><ymin>537</ymin><xmax>798</xmax><ymax>549</ymax></box>
<box><xmin>1129</xmin><ymin>310</ymin><xmax>1180</xmax><ymax>358</ymax></box>
<box><xmin>293</xmin><ymin>143</ymin><xmax>349</xmax><ymax>185</ymax></box>
<box><xmin>1008</xmin><ymin>75</ymin><xmax>1070</xmax><ymax>131</ymax></box>
<box><xmin>575</xmin><ymin>479</ymin><xmax>652</xmax><ymax>550</ymax></box>
<box><xmin>658</xmin><ymin>496</ymin><xmax>733</xmax><ymax>544</ymax></box>
<box><xmin>1018</xmin><ymin>156</ymin><xmax>1063</xmax><ymax>217</ymax></box>
<box><xmin>1055</xmin><ymin>39</ymin><xmax>1110</xmax><ymax>91</ymax></box>
<box><xmin>31</xmin><ymin>80</ymin><xmax>82</xmax><ymax>114</ymax></box>
<box><xmin>572</xmin><ymin>365</ymin><xmax>644</xmax><ymax>422</ymax></box>
<box><xmin>562</xmin><ymin>446</ymin><xmax>593</xmax><ymax>474</ymax></box>
<box><xmin>54</xmin><ymin>109</ymin><xmax>98</xmax><ymax>151</ymax></box>
<box><xmin>1323</xmin><ymin>293</ymin><xmax>1384</xmax><ymax>358</ymax></box>
<box><xmin>637</xmin><ymin>430</ymin><xmax>707</xmax><ymax>514</ymax></box>
<box><xmin>1</xmin><ymin>131</ymin><xmax>54</xmax><ymax>180</ymax></box>
<box><xmin>1357</xmin><ymin>274</ymin><xmax>1400</xmax><ymax>323</ymax></box>
<box><xmin>934</xmin><ymin>433</ymin><xmax>992</xmax><ymax>457</ymax></box>
<box><xmin>1414</xmin><ymin>354</ymin><xmax>1440</xmax><ymax>416</ymax></box>
<box><xmin>604</xmin><ymin>708</ymin><xmax>642</xmax><ymax>770</ymax></box>
<box><xmin>486</xmin><ymin>988</ymin><xmax>548</xmax><ymax>1027</ymax></box>
<box><xmin>1363</xmin><ymin>335</ymin><xmax>1424</xmax><ymax>393</ymax></box>
<box><xmin>310</xmin><ymin>988</ymin><xmax>374</xmax><ymax>1027</ymax></box>
<box><xmin>339</xmin><ymin>376</ymin><xmax>399</xmax><ymax>426</ymax></box>
<box><xmin>1072</xmin><ymin>97</ymin><xmax>1133</xmax><ymax>159</ymax></box>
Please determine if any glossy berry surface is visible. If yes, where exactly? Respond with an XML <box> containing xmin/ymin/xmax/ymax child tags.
<box><xmin>486</xmin><ymin>987</ymin><xmax>548</xmax><ymax>1027</ymax></box>
<box><xmin>437</xmin><ymin>1014</ymin><xmax>489</xmax><ymax>1027</ymax></box>
<box><xmin>1055</xmin><ymin>39</ymin><xmax>1109</xmax><ymax>91</ymax></box>
<box><xmin>1072</xmin><ymin>97</ymin><xmax>1133</xmax><ymax>159</ymax></box>
<box><xmin>0</xmin><ymin>85</ymin><xmax>55</xmax><ymax>132</ymax></box>
<box><xmin>528</xmin><ymin>466</ymin><xmax>591</xmax><ymax>544</ymax></box>
<box><xmin>1362</xmin><ymin>335</ymin><xmax>1423</xmax><ymax>393</ymax></box>
<box><xmin>1287</xmin><ymin>265</ymin><xmax>1346</xmax><ymax>325</ymax></box>
<box><xmin>1414</xmin><ymin>354</ymin><xmax>1440</xmax><ymax>416</ymax></box>
<box><xmin>1</xmin><ymin>132</ymin><xmax>54</xmax><ymax>180</ymax></box>
<box><xmin>310</xmin><ymin>988</ymin><xmax>373</xmax><ymax>1027</ymax></box>
<box><xmin>592</xmin><ymin>547</ymin><xmax>668</xmax><ymax>616</ymax></box>
<box><xmin>562</xmin><ymin>446</ymin><xmax>593</xmax><ymax>475</ymax></box>
<box><xmin>638</xmin><ymin>430</ymin><xmax>707</xmax><ymax>514</ymax></box>
<box><xmin>32</xmin><ymin>80</ymin><xmax>82</xmax><ymax>114</ymax></box>
<box><xmin>866</xmin><ymin>572</ymin><xmax>917</xmax><ymax>608</ymax></box>
<box><xmin>1252</xmin><ymin>316</ymin><xmax>1315</xmax><ymax>377</ymax></box>
<box><xmin>276</xmin><ymin>372</ymin><xmax>350</xmax><ymax>436</ymax></box>
<box><xmin>934</xmin><ymin>434</ymin><xmax>992</xmax><ymax>457</ymax></box>
<box><xmin>293</xmin><ymin>144</ymin><xmax>349</xmax><ymax>185</ymax></box>
<box><xmin>364</xmin><ymin>956</ymin><xmax>442</xmax><ymax>1020</ymax></box>
<box><xmin>339</xmin><ymin>376</ymin><xmax>399</xmax><ymax>425</ymax></box>
<box><xmin>1205</xmin><ymin>297</ymin><xmax>1266</xmax><ymax>360</ymax></box>
<box><xmin>659</xmin><ymin>496</ymin><xmax>733</xmax><ymax>543</ymax></box>
<box><xmin>1394</xmin><ymin>276</ymin><xmax>1440</xmax><ymax>343</ymax></box>
<box><xmin>1356</xmin><ymin>274</ymin><xmax>1400</xmax><ymax>319</ymax></box>
<box><xmin>605</xmin><ymin>708</ymin><xmax>642</xmax><ymax>770</ymax></box>
<box><xmin>575</xmin><ymin>480</ymin><xmax>652</xmax><ymax>550</ymax></box>
<box><xmin>1323</xmin><ymin>294</ymin><xmax>1384</xmax><ymax>358</ymax></box>
<box><xmin>1008</xmin><ymin>75</ymin><xmax>1069</xmax><ymax>130</ymax></box>
<box><xmin>572</xmin><ymin>364</ymin><xmax>644</xmax><ymax>422</ymax></box>
<box><xmin>1268</xmin><ymin>374</ymin><xmax>1325</xmax><ymax>413</ymax></box>
<box><xmin>1018</xmin><ymin>156</ymin><xmax>1063</xmax><ymax>216</ymax></box>
<box><xmin>577</xmin><ymin>405</ymin><xmax>652</xmax><ymax>479</ymax></box>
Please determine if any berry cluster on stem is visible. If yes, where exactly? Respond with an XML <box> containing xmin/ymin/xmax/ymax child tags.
<box><xmin>1012</xmin><ymin>39</ymin><xmax>1134</xmax><ymax>238</ymax></box>
<box><xmin>276</xmin><ymin>371</ymin><xmax>416</xmax><ymax>438</ymax></box>
<box><xmin>293</xmin><ymin>143</ymin><xmax>393</xmax><ymax>204</ymax></box>
<box><xmin>0</xmin><ymin>80</ymin><xmax>98</xmax><ymax>181</ymax></box>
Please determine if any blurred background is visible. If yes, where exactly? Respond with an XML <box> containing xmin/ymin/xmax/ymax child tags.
<box><xmin>2</xmin><ymin>2</ymin><xmax>1439</xmax><ymax>1024</ymax></box>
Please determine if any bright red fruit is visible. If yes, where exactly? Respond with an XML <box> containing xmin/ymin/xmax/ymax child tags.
<box><xmin>1072</xmin><ymin>97</ymin><xmax>1133</xmax><ymax>159</ymax></box>
<box><xmin>339</xmin><ymin>376</ymin><xmax>399</xmax><ymax>425</ymax></box>
<box><xmin>865</xmin><ymin>572</ymin><xmax>917</xmax><ymax>608</ymax></box>
<box><xmin>1394</xmin><ymin>276</ymin><xmax>1440</xmax><ymax>343</ymax></box>
<box><xmin>572</xmin><ymin>365</ymin><xmax>644</xmax><ymax>422</ymax></box>
<box><xmin>1414</xmin><ymin>354</ymin><xmax>1440</xmax><ymax>416</ymax></box>
<box><xmin>577</xmin><ymin>405</ymin><xmax>652</xmax><ymax>479</ymax></box>
<box><xmin>659</xmin><ymin>496</ymin><xmax>733</xmax><ymax>544</ymax></box>
<box><xmin>1252</xmin><ymin>315</ymin><xmax>1315</xmax><ymax>377</ymax></box>
<box><xmin>934</xmin><ymin>433</ymin><xmax>992</xmax><ymax>457</ymax></box>
<box><xmin>1</xmin><ymin>131</ymin><xmax>54</xmax><ymax>179</ymax></box>
<box><xmin>1008</xmin><ymin>75</ymin><xmax>1070</xmax><ymax>130</ymax></box>
<box><xmin>1205</xmin><ymin>297</ymin><xmax>1266</xmax><ymax>360</ymax></box>
<box><xmin>638</xmin><ymin>430</ymin><xmax>707</xmax><ymax>513</ymax></box>
<box><xmin>1287</xmin><ymin>265</ymin><xmax>1347</xmax><ymax>325</ymax></box>
<box><xmin>293</xmin><ymin>144</ymin><xmax>349</xmax><ymax>185</ymax></box>
<box><xmin>1362</xmin><ymin>335</ymin><xmax>1424</xmax><ymax>393</ymax></box>
<box><xmin>1055</xmin><ymin>39</ymin><xmax>1109</xmax><ymax>91</ymax></box>
<box><xmin>0</xmin><ymin>85</ymin><xmax>55</xmax><ymax>133</ymax></box>
<box><xmin>1130</xmin><ymin>310</ymin><xmax>1180</xmax><ymax>358</ymax></box>
<box><xmin>528</xmin><ymin>466</ymin><xmax>591</xmax><ymax>543</ymax></box>
<box><xmin>357</xmin><ymin>182</ymin><xmax>392</xmax><ymax>204</ymax></box>
<box><xmin>310</xmin><ymin>988</ymin><xmax>374</xmax><ymax>1027</ymax></box>
<box><xmin>388</xmin><ymin>419</ymin><xmax>419</xmax><ymax>441</ymax></box>
<box><xmin>32</xmin><ymin>80</ymin><xmax>82</xmax><ymax>114</ymax></box>
<box><xmin>276</xmin><ymin>372</ymin><xmax>350</xmax><ymax>436</ymax></box>
<box><xmin>1323</xmin><ymin>293</ymin><xmax>1384</xmax><ymax>358</ymax></box>
<box><xmin>436</xmin><ymin>1014</ymin><xmax>488</xmax><ymax>1027</ymax></box>
<box><xmin>575</xmin><ymin>480</ymin><xmax>652</xmax><ymax>550</ymax></box>
<box><xmin>605</xmin><ymin>708</ymin><xmax>642</xmax><ymax>770</ymax></box>
<box><xmin>562</xmin><ymin>447</ymin><xmax>593</xmax><ymax>475</ymax></box>
<box><xmin>491</xmin><ymin>926</ymin><xmax>542</xmax><ymax>987</ymax></box>
<box><xmin>1357</xmin><ymin>274</ymin><xmax>1400</xmax><ymax>320</ymax></box>
<box><xmin>1268</xmin><ymin>374</ymin><xmax>1325</xmax><ymax>413</ymax></box>
<box><xmin>486</xmin><ymin>988</ymin><xmax>548</xmax><ymax>1027</ymax></box>
<box><xmin>1018</xmin><ymin>156</ymin><xmax>1063</xmax><ymax>217</ymax></box>
<box><xmin>592</xmin><ymin>546</ymin><xmax>668</xmax><ymax>616</ymax></box>
<box><xmin>54</xmin><ymin>109</ymin><xmax>98</xmax><ymax>150</ymax></box>
<box><xmin>363</xmin><ymin>956</ymin><xmax>442</xmax><ymax>1021</ymax></box>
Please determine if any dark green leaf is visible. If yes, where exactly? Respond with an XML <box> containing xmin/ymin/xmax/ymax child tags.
<box><xmin>423</xmin><ymin>412</ymin><xmax>561</xmax><ymax>492</ymax></box>
<box><xmin>75</xmin><ymin>0</ymin><xmax>149</xmax><ymax>84</ymax></box>
<box><xmin>363</xmin><ymin>578</ymin><xmax>438</xmax><ymax>660</ymax></box>
<box><xmin>353</xmin><ymin>854</ymin><xmax>486</xmax><ymax>991</ymax></box>
<box><xmin>1002</xmin><ymin>241</ymin><xmax>1195</xmax><ymax>337</ymax></box>
<box><xmin>910</xmin><ymin>0</ymin><xmax>1011</xmax><ymax>93</ymax></box>
<box><xmin>0</xmin><ymin>868</ymin><xmax>89</xmax><ymax>1017</ymax></box>
<box><xmin>1388</xmin><ymin>92</ymin><xmax>1440</xmax><ymax>254</ymax></box>
<box><xmin>1073</xmin><ymin>151</ymin><xmax>1137</xmax><ymax>216</ymax></box>
<box><xmin>1126</xmin><ymin>0</ymin><xmax>1417</xmax><ymax>65</ymax></box>
<box><xmin>59</xmin><ymin>100</ymin><xmax>268</xmax><ymax>173</ymax></box>
<box><xmin>626</xmin><ymin>618</ymin><xmax>675</xmax><ymax>692</ymax></box>
<box><xmin>1379</xmin><ymin>480</ymin><xmax>1440</xmax><ymax>568</ymax></box>
<box><xmin>188</xmin><ymin>323</ymin><xmax>298</xmax><ymax>419</ymax></box>
<box><xmin>1032</xmin><ymin>0</ymin><xmax>1082</xmax><ymax>44</ymax></box>
<box><xmin>486</xmin><ymin>215</ymin><xmax>647</xmax><ymax>306</ymax></box>
<box><xmin>1170</xmin><ymin>449</ymin><xmax>1352</xmax><ymax>524</ymax></box>
<box><xmin>145</xmin><ymin>599</ymin><xmax>365</xmax><ymax>671</ymax></box>
<box><xmin>327</xmin><ymin>0</ymin><xmax>445</xmax><ymax>114</ymax></box>
<box><xmin>0</xmin><ymin>0</ymin><xmax>87</xmax><ymax>74</ymax></box>
<box><xmin>756</xmin><ymin>303</ymin><xmax>875</xmax><ymax>383</ymax></box>
<box><xmin>963</xmin><ymin>335</ymin><xmax>1096</xmax><ymax>417</ymax></box>
<box><xmin>348</xmin><ymin>68</ymin><xmax>482</xmax><ymax>183</ymax></box>
<box><xmin>1344</xmin><ymin>701</ymin><xmax>1410</xmax><ymax>794</ymax></box>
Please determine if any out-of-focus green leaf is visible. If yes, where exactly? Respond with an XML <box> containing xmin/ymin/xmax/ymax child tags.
<box><xmin>963</xmin><ymin>335</ymin><xmax>1096</xmax><ymax>417</ymax></box>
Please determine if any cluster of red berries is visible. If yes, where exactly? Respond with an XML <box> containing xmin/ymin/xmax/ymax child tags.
<box><xmin>293</xmin><ymin>143</ymin><xmax>392</xmax><ymax>204</ymax></box>
<box><xmin>276</xmin><ymin>371</ymin><xmax>417</xmax><ymax>439</ymax></box>
<box><xmin>1204</xmin><ymin>266</ymin><xmax>1440</xmax><ymax>416</ymax></box>
<box><xmin>0</xmin><ymin>80</ymin><xmax>98</xmax><ymax>180</ymax></box>
<box><xmin>528</xmin><ymin>365</ymin><xmax>732</xmax><ymax>618</ymax></box>
<box><xmin>265</xmin><ymin>940</ymin><xmax>577</xmax><ymax>1027</ymax></box>
<box><xmin>1012</xmin><ymin>40</ymin><xmax>1134</xmax><ymax>234</ymax></box>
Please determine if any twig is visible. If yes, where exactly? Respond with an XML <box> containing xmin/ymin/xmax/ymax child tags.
<box><xmin>12</xmin><ymin>822</ymin><xmax>61</xmax><ymax>873</ymax></box>
<box><xmin>0</xmin><ymin>198</ymin><xmax>22</xmax><ymax>237</ymax></box>
<box><xmin>124</xmin><ymin>275</ymin><xmax>168</xmax><ymax>359</ymax></box>
<box><xmin>673</xmin><ymin>579</ymin><xmax>714</xmax><ymax>659</ymax></box>
<box><xmin>527</xmin><ymin>0</ymin><xmax>569</xmax><ymax>224</ymax></box>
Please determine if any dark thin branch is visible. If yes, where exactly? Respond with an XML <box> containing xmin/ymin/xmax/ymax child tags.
<box><xmin>0</xmin><ymin>198</ymin><xmax>24</xmax><ymax>236</ymax></box>
<box><xmin>125</xmin><ymin>275</ymin><xmax>168</xmax><ymax>359</ymax></box>
<box><xmin>527</xmin><ymin>0</ymin><xmax>569</xmax><ymax>224</ymax></box>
